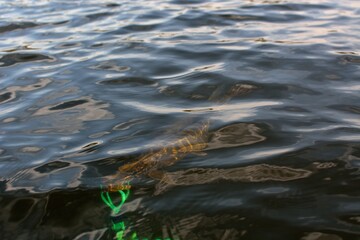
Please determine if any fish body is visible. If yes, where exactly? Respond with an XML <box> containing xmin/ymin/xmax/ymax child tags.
<box><xmin>119</xmin><ymin>121</ymin><xmax>209</xmax><ymax>178</ymax></box>
<box><xmin>104</xmin><ymin>121</ymin><xmax>209</xmax><ymax>190</ymax></box>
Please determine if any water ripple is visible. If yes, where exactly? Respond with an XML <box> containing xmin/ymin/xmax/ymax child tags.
<box><xmin>1</xmin><ymin>0</ymin><xmax>360</xmax><ymax>239</ymax></box>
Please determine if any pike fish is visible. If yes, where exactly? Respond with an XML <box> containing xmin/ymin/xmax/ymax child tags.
<box><xmin>106</xmin><ymin>121</ymin><xmax>210</xmax><ymax>191</ymax></box>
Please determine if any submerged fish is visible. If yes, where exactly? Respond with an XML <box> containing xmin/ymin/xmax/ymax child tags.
<box><xmin>106</xmin><ymin>121</ymin><xmax>210</xmax><ymax>191</ymax></box>
<box><xmin>105</xmin><ymin>121</ymin><xmax>268</xmax><ymax>193</ymax></box>
<box><xmin>104</xmin><ymin>83</ymin><xmax>260</xmax><ymax>190</ymax></box>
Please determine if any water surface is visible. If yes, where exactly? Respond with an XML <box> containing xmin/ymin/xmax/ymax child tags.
<box><xmin>1</xmin><ymin>0</ymin><xmax>360</xmax><ymax>239</ymax></box>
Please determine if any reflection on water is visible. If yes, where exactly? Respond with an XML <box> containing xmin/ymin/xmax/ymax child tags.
<box><xmin>207</xmin><ymin>123</ymin><xmax>265</xmax><ymax>150</ymax></box>
<box><xmin>155</xmin><ymin>164</ymin><xmax>312</xmax><ymax>195</ymax></box>
<box><xmin>32</xmin><ymin>96</ymin><xmax>114</xmax><ymax>134</ymax></box>
<box><xmin>0</xmin><ymin>78</ymin><xmax>51</xmax><ymax>106</ymax></box>
<box><xmin>0</xmin><ymin>53</ymin><xmax>54</xmax><ymax>67</ymax></box>
<box><xmin>1</xmin><ymin>0</ymin><xmax>360</xmax><ymax>239</ymax></box>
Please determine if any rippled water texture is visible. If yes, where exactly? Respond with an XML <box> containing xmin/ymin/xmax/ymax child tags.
<box><xmin>1</xmin><ymin>0</ymin><xmax>360</xmax><ymax>239</ymax></box>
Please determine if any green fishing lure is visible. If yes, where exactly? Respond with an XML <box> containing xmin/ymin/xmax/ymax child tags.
<box><xmin>101</xmin><ymin>187</ymin><xmax>172</xmax><ymax>240</ymax></box>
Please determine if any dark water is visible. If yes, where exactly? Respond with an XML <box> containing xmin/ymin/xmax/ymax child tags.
<box><xmin>1</xmin><ymin>0</ymin><xmax>360</xmax><ymax>239</ymax></box>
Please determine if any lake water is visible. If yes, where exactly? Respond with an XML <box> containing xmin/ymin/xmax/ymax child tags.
<box><xmin>1</xmin><ymin>0</ymin><xmax>360</xmax><ymax>239</ymax></box>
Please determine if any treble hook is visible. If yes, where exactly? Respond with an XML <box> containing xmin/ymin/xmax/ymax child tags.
<box><xmin>101</xmin><ymin>188</ymin><xmax>130</xmax><ymax>214</ymax></box>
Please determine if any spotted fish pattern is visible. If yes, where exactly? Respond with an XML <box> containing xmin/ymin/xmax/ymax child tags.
<box><xmin>106</xmin><ymin>121</ymin><xmax>209</xmax><ymax>191</ymax></box>
<box><xmin>105</xmin><ymin>84</ymin><xmax>257</xmax><ymax>191</ymax></box>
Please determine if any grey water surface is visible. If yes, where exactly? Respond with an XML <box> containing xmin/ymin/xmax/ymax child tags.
<box><xmin>1</xmin><ymin>0</ymin><xmax>360</xmax><ymax>239</ymax></box>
